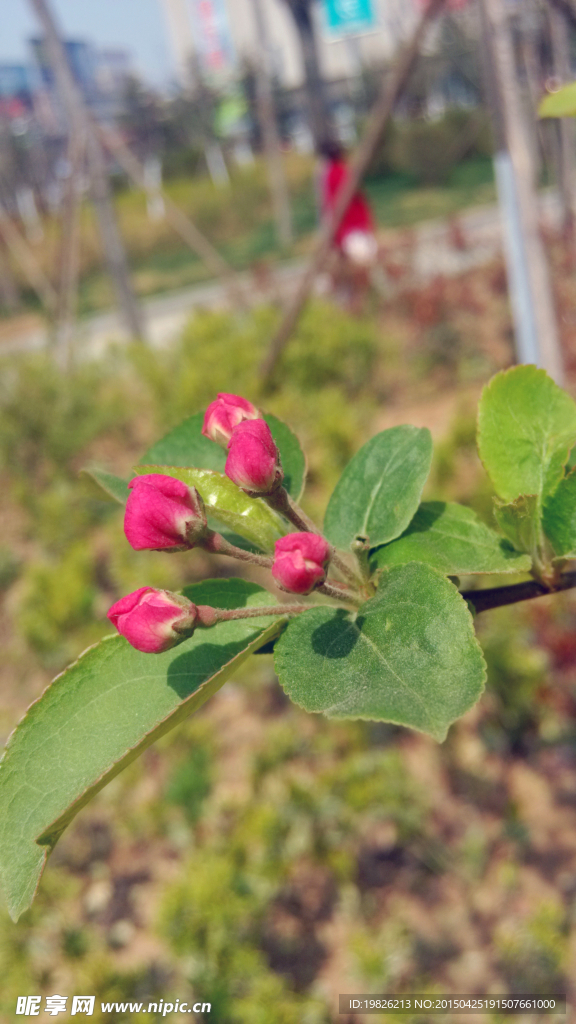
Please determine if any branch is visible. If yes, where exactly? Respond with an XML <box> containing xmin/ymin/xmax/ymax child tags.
<box><xmin>462</xmin><ymin>571</ymin><xmax>576</xmax><ymax>614</ymax></box>
<box><xmin>259</xmin><ymin>0</ymin><xmax>447</xmax><ymax>385</ymax></box>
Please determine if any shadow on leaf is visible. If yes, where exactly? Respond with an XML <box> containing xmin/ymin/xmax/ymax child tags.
<box><xmin>166</xmin><ymin>639</ymin><xmax>260</xmax><ymax>700</ymax></box>
<box><xmin>311</xmin><ymin>609</ymin><xmax>360</xmax><ymax>660</ymax></box>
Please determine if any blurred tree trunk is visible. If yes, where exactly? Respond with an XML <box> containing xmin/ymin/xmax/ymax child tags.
<box><xmin>28</xmin><ymin>0</ymin><xmax>145</xmax><ymax>342</ymax></box>
<box><xmin>549</xmin><ymin>3</ymin><xmax>576</xmax><ymax>236</ymax></box>
<box><xmin>54</xmin><ymin>132</ymin><xmax>84</xmax><ymax>368</ymax></box>
<box><xmin>252</xmin><ymin>0</ymin><xmax>293</xmax><ymax>246</ymax></box>
<box><xmin>0</xmin><ymin>237</ymin><xmax>20</xmax><ymax>313</ymax></box>
<box><xmin>547</xmin><ymin>0</ymin><xmax>576</xmax><ymax>33</ymax></box>
<box><xmin>519</xmin><ymin>3</ymin><xmax>546</xmax><ymax>179</ymax></box>
<box><xmin>283</xmin><ymin>0</ymin><xmax>333</xmax><ymax>147</ymax></box>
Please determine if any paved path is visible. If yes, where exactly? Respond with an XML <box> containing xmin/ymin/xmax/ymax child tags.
<box><xmin>0</xmin><ymin>191</ymin><xmax>564</xmax><ymax>359</ymax></box>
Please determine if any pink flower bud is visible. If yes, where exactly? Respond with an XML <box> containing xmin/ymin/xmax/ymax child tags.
<box><xmin>124</xmin><ymin>474</ymin><xmax>207</xmax><ymax>551</ymax></box>
<box><xmin>272</xmin><ymin>533</ymin><xmax>331</xmax><ymax>595</ymax></box>
<box><xmin>108</xmin><ymin>587</ymin><xmax>199</xmax><ymax>653</ymax></box>
<box><xmin>225</xmin><ymin>419</ymin><xmax>283</xmax><ymax>495</ymax></box>
<box><xmin>202</xmin><ymin>393</ymin><xmax>261</xmax><ymax>447</ymax></box>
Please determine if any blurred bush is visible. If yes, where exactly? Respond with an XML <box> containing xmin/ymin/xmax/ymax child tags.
<box><xmin>495</xmin><ymin>902</ymin><xmax>568</xmax><ymax>993</ymax></box>
<box><xmin>18</xmin><ymin>542</ymin><xmax>97</xmax><ymax>663</ymax></box>
<box><xmin>368</xmin><ymin>109</ymin><xmax>493</xmax><ymax>187</ymax></box>
<box><xmin>161</xmin><ymin>853</ymin><xmax>330</xmax><ymax>1023</ymax></box>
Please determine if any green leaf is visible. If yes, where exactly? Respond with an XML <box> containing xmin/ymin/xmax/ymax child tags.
<box><xmin>274</xmin><ymin>563</ymin><xmax>486</xmax><ymax>743</ymax></box>
<box><xmin>477</xmin><ymin>366</ymin><xmax>576</xmax><ymax>505</ymax></box>
<box><xmin>142</xmin><ymin>413</ymin><xmax>227</xmax><ymax>472</ymax></box>
<box><xmin>136</xmin><ymin>465</ymin><xmax>286</xmax><ymax>552</ymax></box>
<box><xmin>543</xmin><ymin>471</ymin><xmax>576</xmax><ymax>558</ymax></box>
<box><xmin>0</xmin><ymin>580</ymin><xmax>285</xmax><ymax>921</ymax></box>
<box><xmin>539</xmin><ymin>82</ymin><xmax>576</xmax><ymax>119</ymax></box>
<box><xmin>371</xmin><ymin>502</ymin><xmax>532</xmax><ymax>576</ymax></box>
<box><xmin>323</xmin><ymin>426</ymin><xmax>433</xmax><ymax>550</ymax></box>
<box><xmin>493</xmin><ymin>494</ymin><xmax>540</xmax><ymax>558</ymax></box>
<box><xmin>142</xmin><ymin>412</ymin><xmax>306</xmax><ymax>500</ymax></box>
<box><xmin>79</xmin><ymin>468</ymin><xmax>130</xmax><ymax>505</ymax></box>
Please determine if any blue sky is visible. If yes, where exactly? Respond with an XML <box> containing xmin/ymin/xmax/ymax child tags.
<box><xmin>1</xmin><ymin>0</ymin><xmax>175</xmax><ymax>86</ymax></box>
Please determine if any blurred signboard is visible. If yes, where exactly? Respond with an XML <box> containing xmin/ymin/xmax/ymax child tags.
<box><xmin>189</xmin><ymin>0</ymin><xmax>235</xmax><ymax>78</ymax></box>
<box><xmin>323</xmin><ymin>0</ymin><xmax>377</xmax><ymax>37</ymax></box>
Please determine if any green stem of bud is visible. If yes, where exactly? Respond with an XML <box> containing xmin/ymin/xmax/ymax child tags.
<box><xmin>201</xmin><ymin>530</ymin><xmax>273</xmax><ymax>568</ymax></box>
<box><xmin>208</xmin><ymin>603</ymin><xmax>310</xmax><ymax>623</ymax></box>
<box><xmin>317</xmin><ymin>581</ymin><xmax>363</xmax><ymax>607</ymax></box>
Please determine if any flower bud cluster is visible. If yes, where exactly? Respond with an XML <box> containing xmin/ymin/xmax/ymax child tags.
<box><xmin>108</xmin><ymin>394</ymin><xmax>340</xmax><ymax>654</ymax></box>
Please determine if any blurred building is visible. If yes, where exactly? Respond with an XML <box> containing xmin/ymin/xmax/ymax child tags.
<box><xmin>95</xmin><ymin>49</ymin><xmax>133</xmax><ymax>98</ymax></box>
<box><xmin>0</xmin><ymin>64</ymin><xmax>38</xmax><ymax>118</ymax></box>
<box><xmin>29</xmin><ymin>37</ymin><xmax>134</xmax><ymax>122</ymax></box>
<box><xmin>31</xmin><ymin>37</ymin><xmax>100</xmax><ymax>105</ymax></box>
<box><xmin>160</xmin><ymin>0</ymin><xmax>420</xmax><ymax>91</ymax></box>
<box><xmin>228</xmin><ymin>0</ymin><xmax>419</xmax><ymax>88</ymax></box>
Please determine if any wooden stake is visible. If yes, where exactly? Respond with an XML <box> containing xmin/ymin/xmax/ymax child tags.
<box><xmin>54</xmin><ymin>130</ymin><xmax>85</xmax><ymax>368</ymax></box>
<box><xmin>0</xmin><ymin>203</ymin><xmax>56</xmax><ymax>315</ymax></box>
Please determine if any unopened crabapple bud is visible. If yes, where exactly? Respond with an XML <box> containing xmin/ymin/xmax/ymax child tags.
<box><xmin>225</xmin><ymin>419</ymin><xmax>283</xmax><ymax>496</ymax></box>
<box><xmin>124</xmin><ymin>474</ymin><xmax>208</xmax><ymax>551</ymax></box>
<box><xmin>272</xmin><ymin>532</ymin><xmax>331</xmax><ymax>595</ymax></box>
<box><xmin>202</xmin><ymin>393</ymin><xmax>261</xmax><ymax>447</ymax></box>
<box><xmin>108</xmin><ymin>587</ymin><xmax>199</xmax><ymax>653</ymax></box>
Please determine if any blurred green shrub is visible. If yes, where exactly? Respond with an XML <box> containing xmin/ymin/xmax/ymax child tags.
<box><xmin>19</xmin><ymin>542</ymin><xmax>96</xmax><ymax>660</ymax></box>
<box><xmin>0</xmin><ymin>546</ymin><xmax>21</xmax><ymax>591</ymax></box>
<box><xmin>165</xmin><ymin>743</ymin><xmax>213</xmax><ymax>825</ymax></box>
<box><xmin>368</xmin><ymin>109</ymin><xmax>493</xmax><ymax>186</ymax></box>
<box><xmin>479</xmin><ymin>607</ymin><xmax>549</xmax><ymax>753</ymax></box>
<box><xmin>129</xmin><ymin>302</ymin><xmax>377</xmax><ymax>431</ymax></box>
<box><xmin>161</xmin><ymin>854</ymin><xmax>329</xmax><ymax>1023</ymax></box>
<box><xmin>0</xmin><ymin>356</ymin><xmax>127</xmax><ymax>485</ymax></box>
<box><xmin>495</xmin><ymin>902</ymin><xmax>567</xmax><ymax>993</ymax></box>
<box><xmin>325</xmin><ymin>750</ymin><xmax>427</xmax><ymax>842</ymax></box>
<box><xmin>279</xmin><ymin>303</ymin><xmax>376</xmax><ymax>395</ymax></box>
<box><xmin>385</xmin><ymin>110</ymin><xmax>493</xmax><ymax>187</ymax></box>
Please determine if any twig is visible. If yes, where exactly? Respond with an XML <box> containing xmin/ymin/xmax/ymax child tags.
<box><xmin>462</xmin><ymin>571</ymin><xmax>576</xmax><ymax>614</ymax></box>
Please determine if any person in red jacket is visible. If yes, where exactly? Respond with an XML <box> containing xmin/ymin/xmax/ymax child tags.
<box><xmin>318</xmin><ymin>140</ymin><xmax>379</xmax><ymax>309</ymax></box>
